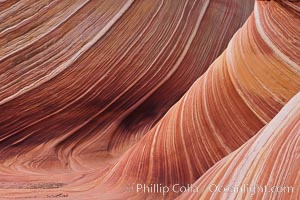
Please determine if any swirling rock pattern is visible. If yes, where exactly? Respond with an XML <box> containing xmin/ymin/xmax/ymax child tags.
<box><xmin>0</xmin><ymin>0</ymin><xmax>254</xmax><ymax>172</ymax></box>
<box><xmin>0</xmin><ymin>0</ymin><xmax>299</xmax><ymax>200</ymax></box>
<box><xmin>178</xmin><ymin>91</ymin><xmax>300</xmax><ymax>200</ymax></box>
<box><xmin>95</xmin><ymin>0</ymin><xmax>300</xmax><ymax>199</ymax></box>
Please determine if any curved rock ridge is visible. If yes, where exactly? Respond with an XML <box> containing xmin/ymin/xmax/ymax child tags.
<box><xmin>0</xmin><ymin>0</ymin><xmax>254</xmax><ymax>172</ymax></box>
<box><xmin>94</xmin><ymin>1</ymin><xmax>300</xmax><ymax>199</ymax></box>
<box><xmin>0</xmin><ymin>0</ymin><xmax>299</xmax><ymax>200</ymax></box>
<box><xmin>178</xmin><ymin>91</ymin><xmax>300</xmax><ymax>200</ymax></box>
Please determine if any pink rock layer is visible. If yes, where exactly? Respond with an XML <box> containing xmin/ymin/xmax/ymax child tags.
<box><xmin>0</xmin><ymin>0</ymin><xmax>299</xmax><ymax>200</ymax></box>
<box><xmin>92</xmin><ymin>1</ymin><xmax>299</xmax><ymax>199</ymax></box>
<box><xmin>0</xmin><ymin>0</ymin><xmax>254</xmax><ymax>172</ymax></box>
<box><xmin>177</xmin><ymin>90</ymin><xmax>300</xmax><ymax>200</ymax></box>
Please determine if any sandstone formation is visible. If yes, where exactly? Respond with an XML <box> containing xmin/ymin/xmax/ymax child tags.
<box><xmin>0</xmin><ymin>0</ymin><xmax>254</xmax><ymax>171</ymax></box>
<box><xmin>95</xmin><ymin>1</ymin><xmax>299</xmax><ymax>199</ymax></box>
<box><xmin>0</xmin><ymin>0</ymin><xmax>299</xmax><ymax>200</ymax></box>
<box><xmin>178</xmin><ymin>91</ymin><xmax>300</xmax><ymax>200</ymax></box>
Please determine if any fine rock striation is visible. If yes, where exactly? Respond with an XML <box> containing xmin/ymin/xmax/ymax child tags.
<box><xmin>95</xmin><ymin>0</ymin><xmax>300</xmax><ymax>199</ymax></box>
<box><xmin>0</xmin><ymin>0</ymin><xmax>254</xmax><ymax>172</ymax></box>
<box><xmin>0</xmin><ymin>0</ymin><xmax>299</xmax><ymax>200</ymax></box>
<box><xmin>178</xmin><ymin>91</ymin><xmax>300</xmax><ymax>200</ymax></box>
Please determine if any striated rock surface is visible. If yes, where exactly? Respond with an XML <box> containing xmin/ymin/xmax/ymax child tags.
<box><xmin>94</xmin><ymin>0</ymin><xmax>300</xmax><ymax>199</ymax></box>
<box><xmin>0</xmin><ymin>0</ymin><xmax>299</xmax><ymax>200</ymax></box>
<box><xmin>0</xmin><ymin>0</ymin><xmax>254</xmax><ymax>172</ymax></box>
<box><xmin>178</xmin><ymin>91</ymin><xmax>300</xmax><ymax>200</ymax></box>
